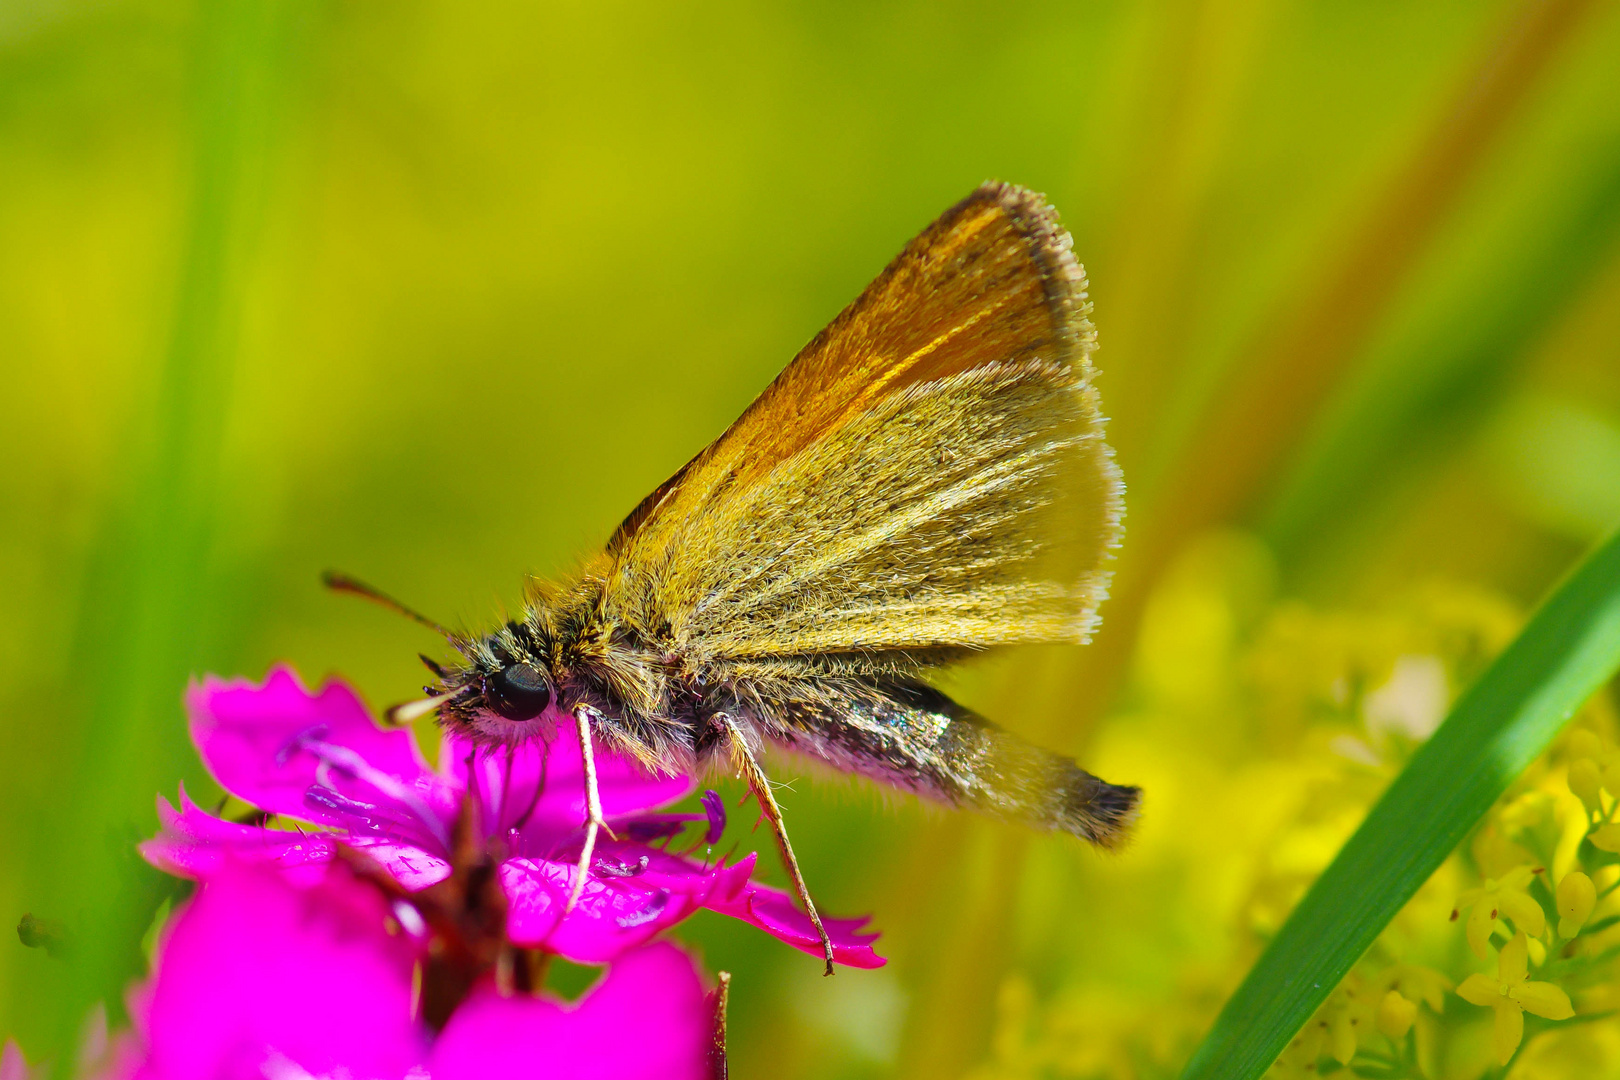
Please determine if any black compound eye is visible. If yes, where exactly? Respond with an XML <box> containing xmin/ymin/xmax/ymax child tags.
<box><xmin>486</xmin><ymin>663</ymin><xmax>551</xmax><ymax>721</ymax></box>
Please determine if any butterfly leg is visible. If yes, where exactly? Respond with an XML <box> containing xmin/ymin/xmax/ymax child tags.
<box><xmin>564</xmin><ymin>705</ymin><xmax>617</xmax><ymax>916</ymax></box>
<box><xmin>717</xmin><ymin>713</ymin><xmax>835</xmax><ymax>976</ymax></box>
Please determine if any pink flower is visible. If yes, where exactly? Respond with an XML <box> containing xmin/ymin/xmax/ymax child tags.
<box><xmin>2</xmin><ymin>1040</ymin><xmax>35</xmax><ymax>1080</ymax></box>
<box><xmin>116</xmin><ymin>860</ymin><xmax>715</xmax><ymax>1080</ymax></box>
<box><xmin>142</xmin><ymin>666</ymin><xmax>881</xmax><ymax>969</ymax></box>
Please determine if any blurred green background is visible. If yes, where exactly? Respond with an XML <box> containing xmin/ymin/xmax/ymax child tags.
<box><xmin>3</xmin><ymin>0</ymin><xmax>1620</xmax><ymax>1076</ymax></box>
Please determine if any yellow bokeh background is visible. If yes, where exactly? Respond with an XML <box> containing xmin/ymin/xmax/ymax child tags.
<box><xmin>4</xmin><ymin>1</ymin><xmax>1620</xmax><ymax>1076</ymax></box>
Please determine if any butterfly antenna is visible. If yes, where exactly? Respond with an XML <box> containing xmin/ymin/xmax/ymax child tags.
<box><xmin>322</xmin><ymin>571</ymin><xmax>456</xmax><ymax>642</ymax></box>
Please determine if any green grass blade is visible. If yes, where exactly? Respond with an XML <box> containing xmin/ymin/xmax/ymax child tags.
<box><xmin>1179</xmin><ymin>528</ymin><xmax>1620</xmax><ymax>1080</ymax></box>
<box><xmin>35</xmin><ymin>0</ymin><xmax>297</xmax><ymax>1063</ymax></box>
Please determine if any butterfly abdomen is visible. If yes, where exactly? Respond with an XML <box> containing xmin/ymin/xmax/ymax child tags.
<box><xmin>760</xmin><ymin>676</ymin><xmax>1140</xmax><ymax>849</ymax></box>
<box><xmin>1044</xmin><ymin>759</ymin><xmax>1141</xmax><ymax>849</ymax></box>
<box><xmin>929</xmin><ymin>704</ymin><xmax>1140</xmax><ymax>848</ymax></box>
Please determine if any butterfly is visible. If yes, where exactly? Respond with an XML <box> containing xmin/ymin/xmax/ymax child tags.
<box><xmin>332</xmin><ymin>181</ymin><xmax>1138</xmax><ymax>975</ymax></box>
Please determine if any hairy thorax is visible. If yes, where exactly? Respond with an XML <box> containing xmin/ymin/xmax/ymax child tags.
<box><xmin>435</xmin><ymin>566</ymin><xmax>716</xmax><ymax>773</ymax></box>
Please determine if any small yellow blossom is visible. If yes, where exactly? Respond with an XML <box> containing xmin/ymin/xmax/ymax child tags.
<box><xmin>1319</xmin><ymin>984</ymin><xmax>1369</xmax><ymax>1065</ymax></box>
<box><xmin>1269</xmin><ymin>1031</ymin><xmax>1320</xmax><ymax>1080</ymax></box>
<box><xmin>1557</xmin><ymin>871</ymin><xmax>1597</xmax><ymax>938</ymax></box>
<box><xmin>1456</xmin><ymin>933</ymin><xmax>1575</xmax><ymax>1065</ymax></box>
<box><xmin>1472</xmin><ymin>821</ymin><xmax>1538</xmax><ymax>880</ymax></box>
<box><xmin>1271</xmin><ymin>1012</ymin><xmax>1330</xmax><ymax>1078</ymax></box>
<box><xmin>1451</xmin><ymin>865</ymin><xmax>1546</xmax><ymax>958</ymax></box>
<box><xmin>1376</xmin><ymin>989</ymin><xmax>1417</xmax><ymax>1038</ymax></box>
<box><xmin>1271</xmin><ymin>980</ymin><xmax>1374</xmax><ymax>1075</ymax></box>
<box><xmin>1375</xmin><ymin>962</ymin><xmax>1451</xmax><ymax>1014</ymax></box>
<box><xmin>1498</xmin><ymin>791</ymin><xmax>1564</xmax><ymax>859</ymax></box>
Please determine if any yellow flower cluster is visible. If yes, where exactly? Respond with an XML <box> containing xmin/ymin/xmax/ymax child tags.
<box><xmin>968</xmin><ymin>536</ymin><xmax>1620</xmax><ymax>1080</ymax></box>
<box><xmin>1272</xmin><ymin>696</ymin><xmax>1620</xmax><ymax>1074</ymax></box>
<box><xmin>1271</xmin><ymin>966</ymin><xmax>1452</xmax><ymax>1076</ymax></box>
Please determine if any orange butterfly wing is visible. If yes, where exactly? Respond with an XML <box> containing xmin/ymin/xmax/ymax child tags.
<box><xmin>601</xmin><ymin>182</ymin><xmax>1122</xmax><ymax>664</ymax></box>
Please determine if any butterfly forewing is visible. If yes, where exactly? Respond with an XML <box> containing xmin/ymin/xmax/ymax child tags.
<box><xmin>602</xmin><ymin>182</ymin><xmax>1121</xmax><ymax>668</ymax></box>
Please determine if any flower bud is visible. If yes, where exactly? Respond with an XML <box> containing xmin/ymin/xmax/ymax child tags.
<box><xmin>1558</xmin><ymin>870</ymin><xmax>1596</xmax><ymax>937</ymax></box>
<box><xmin>1591</xmin><ymin>824</ymin><xmax>1620</xmax><ymax>853</ymax></box>
<box><xmin>1377</xmin><ymin>989</ymin><xmax>1416</xmax><ymax>1039</ymax></box>
<box><xmin>1570</xmin><ymin>758</ymin><xmax>1604</xmax><ymax>813</ymax></box>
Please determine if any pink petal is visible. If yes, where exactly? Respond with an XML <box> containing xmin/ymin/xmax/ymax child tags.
<box><xmin>706</xmin><ymin>873</ymin><xmax>886</xmax><ymax>969</ymax></box>
<box><xmin>142</xmin><ymin>791</ymin><xmax>452</xmax><ymax>891</ymax></box>
<box><xmin>139</xmin><ymin>862</ymin><xmax>426</xmax><ymax>1080</ymax></box>
<box><xmin>1</xmin><ymin>1040</ymin><xmax>33</xmax><ymax>1080</ymax></box>
<box><xmin>141</xmin><ymin>791</ymin><xmax>342</xmax><ymax>886</ymax></box>
<box><xmin>499</xmin><ymin>842</ymin><xmax>884</xmax><ymax>969</ymax></box>
<box><xmin>75</xmin><ymin>1007</ymin><xmax>145</xmax><ymax>1080</ymax></box>
<box><xmin>499</xmin><ymin>844</ymin><xmax>753</xmax><ymax>964</ymax></box>
<box><xmin>188</xmin><ymin>667</ymin><xmax>457</xmax><ymax>853</ymax></box>
<box><xmin>430</xmin><ymin>943</ymin><xmax>709</xmax><ymax>1080</ymax></box>
<box><xmin>83</xmin><ymin>1032</ymin><xmax>144</xmax><ymax>1080</ymax></box>
<box><xmin>446</xmin><ymin>728</ymin><xmax>692</xmax><ymax>848</ymax></box>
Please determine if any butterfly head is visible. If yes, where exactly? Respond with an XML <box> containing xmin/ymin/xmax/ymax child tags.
<box><xmin>429</xmin><ymin>619</ymin><xmax>562</xmax><ymax>743</ymax></box>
